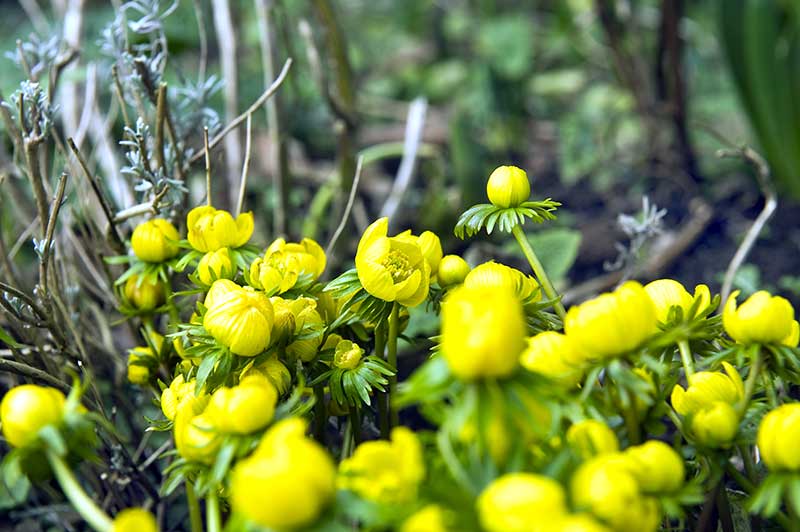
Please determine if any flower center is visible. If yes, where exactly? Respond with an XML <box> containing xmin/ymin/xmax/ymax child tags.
<box><xmin>382</xmin><ymin>250</ymin><xmax>412</xmax><ymax>282</ymax></box>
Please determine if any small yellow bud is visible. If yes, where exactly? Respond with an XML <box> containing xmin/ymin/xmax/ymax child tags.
<box><xmin>205</xmin><ymin>378</ymin><xmax>278</xmax><ymax>434</ymax></box>
<box><xmin>440</xmin><ymin>285</ymin><xmax>526</xmax><ymax>380</ymax></box>
<box><xmin>187</xmin><ymin>205</ymin><xmax>253</xmax><ymax>252</ymax></box>
<box><xmin>127</xmin><ymin>332</ymin><xmax>163</xmax><ymax>385</ymax></box>
<box><xmin>130</xmin><ymin>219</ymin><xmax>180</xmax><ymax>263</ymax></box>
<box><xmin>195</xmin><ymin>247</ymin><xmax>235</xmax><ymax>285</ymax></box>
<box><xmin>112</xmin><ymin>508</ymin><xmax>158</xmax><ymax>532</ymax></box>
<box><xmin>477</xmin><ymin>473</ymin><xmax>567</xmax><ymax>532</ymax></box>
<box><xmin>566</xmin><ymin>420</ymin><xmax>619</xmax><ymax>460</ymax></box>
<box><xmin>268</xmin><ymin>297</ymin><xmax>297</xmax><ymax>345</ymax></box>
<box><xmin>203</xmin><ymin>281</ymin><xmax>274</xmax><ymax>357</ymax></box>
<box><xmin>521</xmin><ymin>331</ymin><xmax>583</xmax><ymax>386</ymax></box>
<box><xmin>333</xmin><ymin>339</ymin><xmax>364</xmax><ymax>369</ymax></box>
<box><xmin>240</xmin><ymin>355</ymin><xmax>292</xmax><ymax>396</ymax></box>
<box><xmin>486</xmin><ymin>165</ymin><xmax>531</xmax><ymax>208</ymax></box>
<box><xmin>400</xmin><ymin>504</ymin><xmax>449</xmax><ymax>532</ymax></box>
<box><xmin>691</xmin><ymin>401</ymin><xmax>739</xmax><ymax>448</ymax></box>
<box><xmin>644</xmin><ymin>279</ymin><xmax>710</xmax><ymax>323</ymax></box>
<box><xmin>285</xmin><ymin>298</ymin><xmax>325</xmax><ymax>362</ymax></box>
<box><xmin>437</xmin><ymin>255</ymin><xmax>470</xmax><ymax>287</ymax></box>
<box><xmin>0</xmin><ymin>385</ymin><xmax>66</xmax><ymax>448</ymax></box>
<box><xmin>464</xmin><ymin>261</ymin><xmax>540</xmax><ymax>302</ymax></box>
<box><xmin>670</xmin><ymin>362</ymin><xmax>744</xmax><ymax>416</ymax></box>
<box><xmin>623</xmin><ymin>440</ymin><xmax>684</xmax><ymax>494</ymax></box>
<box><xmin>123</xmin><ymin>274</ymin><xmax>167</xmax><ymax>312</ymax></box>
<box><xmin>724</xmin><ymin>290</ymin><xmax>796</xmax><ymax>345</ymax></box>
<box><xmin>758</xmin><ymin>403</ymin><xmax>800</xmax><ymax>471</ymax></box>
<box><xmin>160</xmin><ymin>375</ymin><xmax>208</xmax><ymax>421</ymax></box>
<box><xmin>174</xmin><ymin>409</ymin><xmax>220</xmax><ymax>464</ymax></box>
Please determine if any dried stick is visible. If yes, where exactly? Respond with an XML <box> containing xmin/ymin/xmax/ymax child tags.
<box><xmin>39</xmin><ymin>173</ymin><xmax>68</xmax><ymax>301</ymax></box>
<box><xmin>155</xmin><ymin>83</ymin><xmax>167</xmax><ymax>172</ymax></box>
<box><xmin>204</xmin><ymin>127</ymin><xmax>212</xmax><ymax>206</ymax></box>
<box><xmin>0</xmin><ymin>357</ymin><xmax>71</xmax><ymax>394</ymax></box>
<box><xmin>236</xmin><ymin>114</ymin><xmax>253</xmax><ymax>217</ymax></box>
<box><xmin>326</xmin><ymin>155</ymin><xmax>363</xmax><ymax>257</ymax></box>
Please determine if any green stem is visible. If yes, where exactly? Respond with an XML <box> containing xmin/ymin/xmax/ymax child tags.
<box><xmin>46</xmin><ymin>451</ymin><xmax>112</xmax><ymax>532</ymax></box>
<box><xmin>623</xmin><ymin>405</ymin><xmax>641</xmax><ymax>445</ymax></box>
<box><xmin>511</xmin><ymin>225</ymin><xmax>566</xmax><ymax>320</ymax></box>
<box><xmin>762</xmin><ymin>373</ymin><xmax>778</xmax><ymax>408</ymax></box>
<box><xmin>186</xmin><ymin>481</ymin><xmax>203</xmax><ymax>532</ymax></box>
<box><xmin>740</xmin><ymin>346</ymin><xmax>763</xmax><ymax>415</ymax></box>
<box><xmin>206</xmin><ymin>488</ymin><xmax>221</xmax><ymax>532</ymax></box>
<box><xmin>677</xmin><ymin>340</ymin><xmax>695</xmax><ymax>378</ymax></box>
<box><xmin>349</xmin><ymin>404</ymin><xmax>361</xmax><ymax>447</ymax></box>
<box><xmin>374</xmin><ymin>320</ymin><xmax>389</xmax><ymax>439</ymax></box>
<box><xmin>387</xmin><ymin>302</ymin><xmax>400</xmax><ymax>430</ymax></box>
<box><xmin>313</xmin><ymin>384</ymin><xmax>327</xmax><ymax>444</ymax></box>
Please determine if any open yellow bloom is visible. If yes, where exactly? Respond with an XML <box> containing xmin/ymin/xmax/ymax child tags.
<box><xmin>486</xmin><ymin>165</ymin><xmax>531</xmax><ymax>208</ymax></box>
<box><xmin>250</xmin><ymin>238</ymin><xmax>326</xmax><ymax>294</ymax></box>
<box><xmin>644</xmin><ymin>279</ymin><xmax>710</xmax><ymax>322</ymax></box>
<box><xmin>266</xmin><ymin>237</ymin><xmax>327</xmax><ymax>279</ymax></box>
<box><xmin>440</xmin><ymin>285</ymin><xmax>526</xmax><ymax>380</ymax></box>
<box><xmin>758</xmin><ymin>403</ymin><xmax>800</xmax><ymax>471</ymax></box>
<box><xmin>670</xmin><ymin>362</ymin><xmax>744</xmax><ymax>416</ymax></box>
<box><xmin>205</xmin><ymin>377</ymin><xmax>278</xmax><ymax>434</ymax></box>
<box><xmin>564</xmin><ymin>281</ymin><xmax>657</xmax><ymax>360</ymax></box>
<box><xmin>187</xmin><ymin>205</ymin><xmax>253</xmax><ymax>252</ymax></box>
<box><xmin>566</xmin><ymin>420</ymin><xmax>619</xmax><ymax>460</ymax></box>
<box><xmin>437</xmin><ymin>255</ymin><xmax>470</xmax><ymax>287</ymax></box>
<box><xmin>521</xmin><ymin>331</ymin><xmax>583</xmax><ymax>386</ymax></box>
<box><xmin>623</xmin><ymin>440</ymin><xmax>684</xmax><ymax>494</ymax></box>
<box><xmin>723</xmin><ymin>290</ymin><xmax>797</xmax><ymax>345</ymax></box>
<box><xmin>203</xmin><ymin>280</ymin><xmax>274</xmax><ymax>357</ymax></box>
<box><xmin>355</xmin><ymin>217</ymin><xmax>430</xmax><ymax>307</ymax></box>
<box><xmin>231</xmin><ymin>418</ymin><xmax>335</xmax><ymax>530</ymax></box>
<box><xmin>112</xmin><ymin>508</ymin><xmax>158</xmax><ymax>532</ymax></box>
<box><xmin>477</xmin><ymin>473</ymin><xmax>567</xmax><ymax>532</ymax></box>
<box><xmin>1</xmin><ymin>385</ymin><xmax>66</xmax><ymax>448</ymax></box>
<box><xmin>196</xmin><ymin>247</ymin><xmax>235</xmax><ymax>285</ymax></box>
<box><xmin>123</xmin><ymin>274</ymin><xmax>167</xmax><ymax>311</ymax></box>
<box><xmin>339</xmin><ymin>426</ymin><xmax>425</xmax><ymax>504</ymax></box>
<box><xmin>401</xmin><ymin>504</ymin><xmax>449</xmax><ymax>532</ymax></box>
<box><xmin>464</xmin><ymin>261</ymin><xmax>540</xmax><ymax>302</ymax></box>
<box><xmin>131</xmin><ymin>218</ymin><xmax>180</xmax><ymax>263</ymax></box>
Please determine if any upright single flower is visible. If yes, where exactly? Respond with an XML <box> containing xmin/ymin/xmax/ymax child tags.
<box><xmin>464</xmin><ymin>261</ymin><xmax>540</xmax><ymax>302</ymax></box>
<box><xmin>758</xmin><ymin>404</ymin><xmax>800</xmax><ymax>471</ymax></box>
<box><xmin>477</xmin><ymin>473</ymin><xmax>567</xmax><ymax>532</ymax></box>
<box><xmin>131</xmin><ymin>218</ymin><xmax>180</xmax><ymax>263</ymax></box>
<box><xmin>249</xmin><ymin>238</ymin><xmax>327</xmax><ymax>294</ymax></box>
<box><xmin>644</xmin><ymin>279</ymin><xmax>710</xmax><ymax>323</ymax></box>
<box><xmin>203</xmin><ymin>280</ymin><xmax>274</xmax><ymax>357</ymax></box>
<box><xmin>355</xmin><ymin>217</ymin><xmax>430</xmax><ymax>307</ymax></box>
<box><xmin>205</xmin><ymin>377</ymin><xmax>278</xmax><ymax>434</ymax></box>
<box><xmin>486</xmin><ymin>165</ymin><xmax>531</xmax><ymax>208</ymax></box>
<box><xmin>187</xmin><ymin>205</ymin><xmax>254</xmax><ymax>252</ymax></box>
<box><xmin>195</xmin><ymin>247</ymin><xmax>235</xmax><ymax>285</ymax></box>
<box><xmin>670</xmin><ymin>362</ymin><xmax>744</xmax><ymax>415</ymax></box>
<box><xmin>1</xmin><ymin>385</ymin><xmax>66</xmax><ymax>448</ymax></box>
<box><xmin>723</xmin><ymin>290</ymin><xmax>797</xmax><ymax>345</ymax></box>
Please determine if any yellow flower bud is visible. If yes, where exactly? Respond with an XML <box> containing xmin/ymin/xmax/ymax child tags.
<box><xmin>784</xmin><ymin>321</ymin><xmax>800</xmax><ymax>347</ymax></box>
<box><xmin>0</xmin><ymin>385</ymin><xmax>66</xmax><ymax>448</ymax></box>
<box><xmin>758</xmin><ymin>403</ymin><xmax>800</xmax><ymax>471</ymax></box>
<box><xmin>464</xmin><ymin>261</ymin><xmax>540</xmax><ymax>302</ymax></box>
<box><xmin>205</xmin><ymin>378</ymin><xmax>278</xmax><ymax>434</ymax></box>
<box><xmin>112</xmin><ymin>508</ymin><xmax>158</xmax><ymax>532</ymax></box>
<box><xmin>644</xmin><ymin>279</ymin><xmax>710</xmax><ymax>323</ymax></box>
<box><xmin>203</xmin><ymin>281</ymin><xmax>274</xmax><ymax>357</ymax></box>
<box><xmin>551</xmin><ymin>514</ymin><xmax>612</xmax><ymax>532</ymax></box>
<box><xmin>477</xmin><ymin>473</ymin><xmax>567</xmax><ymax>532</ymax></box>
<box><xmin>127</xmin><ymin>332</ymin><xmax>163</xmax><ymax>385</ymax></box>
<box><xmin>564</xmin><ymin>281</ymin><xmax>657</xmax><ymax>360</ymax></box>
<box><xmin>486</xmin><ymin>165</ymin><xmax>531</xmax><ymax>208</ymax></box>
<box><xmin>265</xmin><ymin>237</ymin><xmax>327</xmax><ymax>280</ymax></box>
<box><xmin>723</xmin><ymin>290</ymin><xmax>796</xmax><ymax>345</ymax></box>
<box><xmin>203</xmin><ymin>278</ymin><xmax>239</xmax><ymax>309</ymax></box>
<box><xmin>521</xmin><ymin>331</ymin><xmax>583</xmax><ymax>386</ymax></box>
<box><xmin>355</xmin><ymin>217</ymin><xmax>431</xmax><ymax>307</ymax></box>
<box><xmin>437</xmin><ymin>255</ymin><xmax>470</xmax><ymax>287</ymax></box>
<box><xmin>401</xmin><ymin>504</ymin><xmax>449</xmax><ymax>532</ymax></box>
<box><xmin>566</xmin><ymin>420</ymin><xmax>619</xmax><ymax>460</ymax></box>
<box><xmin>339</xmin><ymin>427</ymin><xmax>425</xmax><ymax>504</ymax></box>
<box><xmin>230</xmin><ymin>418</ymin><xmax>335</xmax><ymax>530</ymax></box>
<box><xmin>623</xmin><ymin>440</ymin><xmax>684</xmax><ymax>494</ymax></box>
<box><xmin>123</xmin><ymin>274</ymin><xmax>167</xmax><ymax>312</ymax></box>
<box><xmin>417</xmin><ymin>231</ymin><xmax>443</xmax><ymax>275</ymax></box>
<box><xmin>240</xmin><ymin>355</ymin><xmax>292</xmax><ymax>396</ymax></box>
<box><xmin>160</xmin><ymin>375</ymin><xmax>208</xmax><ymax>421</ymax></box>
<box><xmin>285</xmin><ymin>298</ymin><xmax>324</xmax><ymax>362</ymax></box>
<box><xmin>268</xmin><ymin>297</ymin><xmax>297</xmax><ymax>345</ymax></box>
<box><xmin>174</xmin><ymin>409</ymin><xmax>220</xmax><ymax>464</ymax></box>
<box><xmin>440</xmin><ymin>285</ymin><xmax>526</xmax><ymax>380</ymax></box>
<box><xmin>130</xmin><ymin>218</ymin><xmax>180</xmax><ymax>263</ymax></box>
<box><xmin>691</xmin><ymin>401</ymin><xmax>739</xmax><ymax>448</ymax></box>
<box><xmin>670</xmin><ymin>362</ymin><xmax>744</xmax><ymax>416</ymax></box>
<box><xmin>333</xmin><ymin>339</ymin><xmax>364</xmax><ymax>369</ymax></box>
<box><xmin>195</xmin><ymin>247</ymin><xmax>235</xmax><ymax>285</ymax></box>
<box><xmin>187</xmin><ymin>205</ymin><xmax>254</xmax><ymax>252</ymax></box>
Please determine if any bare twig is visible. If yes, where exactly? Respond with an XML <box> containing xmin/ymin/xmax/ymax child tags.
<box><xmin>204</xmin><ymin>127</ymin><xmax>212</xmax><ymax>206</ymax></box>
<box><xmin>39</xmin><ymin>173</ymin><xmax>68</xmax><ymax>301</ymax></box>
<box><xmin>188</xmin><ymin>58</ymin><xmax>293</xmax><ymax>165</ymax></box>
<box><xmin>236</xmin><ymin>114</ymin><xmax>253</xmax><ymax>217</ymax></box>
<box><xmin>111</xmin><ymin>65</ymin><xmax>131</xmax><ymax>129</ymax></box>
<box><xmin>0</xmin><ymin>357</ymin><xmax>71</xmax><ymax>394</ymax></box>
<box><xmin>326</xmin><ymin>155</ymin><xmax>363</xmax><ymax>256</ymax></box>
<box><xmin>155</xmin><ymin>83</ymin><xmax>167</xmax><ymax>172</ymax></box>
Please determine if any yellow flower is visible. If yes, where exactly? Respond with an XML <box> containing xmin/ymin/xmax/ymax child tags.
<box><xmin>691</xmin><ymin>401</ymin><xmax>739</xmax><ymax>448</ymax></box>
<box><xmin>0</xmin><ymin>385</ymin><xmax>66</xmax><ymax>448</ymax></box>
<box><xmin>123</xmin><ymin>274</ymin><xmax>167</xmax><ymax>311</ymax></box>
<box><xmin>623</xmin><ymin>440</ymin><xmax>684</xmax><ymax>494</ymax></box>
<box><xmin>521</xmin><ymin>332</ymin><xmax>583</xmax><ymax>386</ymax></box>
<box><xmin>126</xmin><ymin>332</ymin><xmax>163</xmax><ymax>385</ymax></box>
<box><xmin>548</xmin><ymin>514</ymin><xmax>612</xmax><ymax>532</ymax></box>
<box><xmin>355</xmin><ymin>217</ymin><xmax>431</xmax><ymax>307</ymax></box>
<box><xmin>187</xmin><ymin>205</ymin><xmax>253</xmax><ymax>252</ymax></box>
<box><xmin>417</xmin><ymin>231</ymin><xmax>443</xmax><ymax>275</ymax></box>
<box><xmin>130</xmin><ymin>218</ymin><xmax>180</xmax><ymax>263</ymax></box>
<box><xmin>205</xmin><ymin>377</ymin><xmax>278</xmax><ymax>434</ymax></box>
<box><xmin>477</xmin><ymin>473</ymin><xmax>567</xmax><ymax>532</ymax></box>
<box><xmin>265</xmin><ymin>237</ymin><xmax>327</xmax><ymax>279</ymax></box>
<box><xmin>723</xmin><ymin>290</ymin><xmax>796</xmax><ymax>345</ymax></box>
<box><xmin>464</xmin><ymin>261</ymin><xmax>540</xmax><ymax>302</ymax></box>
<box><xmin>203</xmin><ymin>280</ymin><xmax>274</xmax><ymax>357</ymax></box>
<box><xmin>670</xmin><ymin>362</ymin><xmax>744</xmax><ymax>416</ymax></box>
<box><xmin>571</xmin><ymin>454</ymin><xmax>661</xmax><ymax>532</ymax></box>
<box><xmin>285</xmin><ymin>298</ymin><xmax>325</xmax><ymax>362</ymax></box>
<box><xmin>486</xmin><ymin>165</ymin><xmax>531</xmax><ymax>208</ymax></box>
<box><xmin>203</xmin><ymin>278</ymin><xmax>239</xmax><ymax>309</ymax></box>
<box><xmin>440</xmin><ymin>285</ymin><xmax>526</xmax><ymax>380</ymax></box>
<box><xmin>339</xmin><ymin>426</ymin><xmax>425</xmax><ymax>504</ymax></box>
<box><xmin>437</xmin><ymin>255</ymin><xmax>470</xmax><ymax>287</ymax></box>
<box><xmin>112</xmin><ymin>508</ymin><xmax>158</xmax><ymax>532</ymax></box>
<box><xmin>564</xmin><ymin>281</ymin><xmax>657</xmax><ymax>360</ymax></box>
<box><xmin>784</xmin><ymin>321</ymin><xmax>800</xmax><ymax>347</ymax></box>
<box><xmin>758</xmin><ymin>403</ymin><xmax>800</xmax><ymax>471</ymax></box>
<box><xmin>160</xmin><ymin>375</ymin><xmax>208</xmax><ymax>421</ymax></box>
<box><xmin>240</xmin><ymin>355</ymin><xmax>292</xmax><ymax>396</ymax></box>
<box><xmin>644</xmin><ymin>279</ymin><xmax>710</xmax><ymax>322</ymax></box>
<box><xmin>196</xmin><ymin>247</ymin><xmax>235</xmax><ymax>285</ymax></box>
<box><xmin>566</xmin><ymin>420</ymin><xmax>619</xmax><ymax>460</ymax></box>
<box><xmin>401</xmin><ymin>504</ymin><xmax>449</xmax><ymax>532</ymax></box>
<box><xmin>333</xmin><ymin>339</ymin><xmax>364</xmax><ymax>369</ymax></box>
<box><xmin>230</xmin><ymin>418</ymin><xmax>335</xmax><ymax>530</ymax></box>
<box><xmin>174</xmin><ymin>409</ymin><xmax>220</xmax><ymax>464</ymax></box>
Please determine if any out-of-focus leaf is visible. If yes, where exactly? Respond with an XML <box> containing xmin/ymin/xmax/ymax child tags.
<box><xmin>504</xmin><ymin>228</ymin><xmax>582</xmax><ymax>282</ymax></box>
<box><xmin>475</xmin><ymin>16</ymin><xmax>535</xmax><ymax>80</ymax></box>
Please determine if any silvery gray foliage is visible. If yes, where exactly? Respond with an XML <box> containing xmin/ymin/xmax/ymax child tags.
<box><xmin>4</xmin><ymin>33</ymin><xmax>61</xmax><ymax>81</ymax></box>
<box><xmin>5</xmin><ymin>81</ymin><xmax>57</xmax><ymax>137</ymax></box>
<box><xmin>605</xmin><ymin>196</ymin><xmax>667</xmax><ymax>279</ymax></box>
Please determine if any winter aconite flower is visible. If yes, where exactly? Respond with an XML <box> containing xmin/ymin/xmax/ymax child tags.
<box><xmin>0</xmin><ymin>384</ymin><xmax>66</xmax><ymax>448</ymax></box>
<box><xmin>123</xmin><ymin>274</ymin><xmax>167</xmax><ymax>312</ymax></box>
<box><xmin>477</xmin><ymin>473</ymin><xmax>567</xmax><ymax>532</ymax></box>
<box><xmin>564</xmin><ymin>281</ymin><xmax>658</xmax><ymax>360</ymax></box>
<box><xmin>196</xmin><ymin>247</ymin><xmax>235</xmax><ymax>285</ymax></box>
<box><xmin>131</xmin><ymin>219</ymin><xmax>180</xmax><ymax>263</ymax></box>
<box><xmin>400</xmin><ymin>504</ymin><xmax>449</xmax><ymax>532</ymax></box>
<box><xmin>230</xmin><ymin>417</ymin><xmax>335</xmax><ymax>530</ymax></box>
<box><xmin>203</xmin><ymin>280</ymin><xmax>274</xmax><ymax>357</ymax></box>
<box><xmin>174</xmin><ymin>409</ymin><xmax>220</xmax><ymax>464</ymax></box>
<box><xmin>249</xmin><ymin>238</ymin><xmax>326</xmax><ymax>294</ymax></box>
<box><xmin>521</xmin><ymin>331</ymin><xmax>583</xmax><ymax>386</ymax></box>
<box><xmin>623</xmin><ymin>440</ymin><xmax>684</xmax><ymax>494</ymax></box>
<box><xmin>355</xmin><ymin>217</ymin><xmax>431</xmax><ymax>307</ymax></box>
<box><xmin>205</xmin><ymin>377</ymin><xmax>278</xmax><ymax>434</ymax></box>
<box><xmin>723</xmin><ymin>290</ymin><xmax>797</xmax><ymax>345</ymax></box>
<box><xmin>111</xmin><ymin>508</ymin><xmax>158</xmax><ymax>532</ymax></box>
<box><xmin>644</xmin><ymin>279</ymin><xmax>711</xmax><ymax>323</ymax></box>
<box><xmin>550</xmin><ymin>515</ymin><xmax>612</xmax><ymax>532</ymax></box>
<box><xmin>440</xmin><ymin>285</ymin><xmax>526</xmax><ymax>380</ymax></box>
<box><xmin>187</xmin><ymin>205</ymin><xmax>254</xmax><ymax>252</ymax></box>
<box><xmin>240</xmin><ymin>355</ymin><xmax>292</xmax><ymax>396</ymax></box>
<box><xmin>486</xmin><ymin>165</ymin><xmax>531</xmax><ymax>208</ymax></box>
<box><xmin>417</xmin><ymin>231</ymin><xmax>443</xmax><ymax>276</ymax></box>
<box><xmin>464</xmin><ymin>261</ymin><xmax>540</xmax><ymax>302</ymax></box>
<box><xmin>757</xmin><ymin>403</ymin><xmax>800</xmax><ymax>471</ymax></box>
<box><xmin>127</xmin><ymin>332</ymin><xmax>163</xmax><ymax>385</ymax></box>
<box><xmin>333</xmin><ymin>339</ymin><xmax>364</xmax><ymax>370</ymax></box>
<box><xmin>691</xmin><ymin>402</ymin><xmax>740</xmax><ymax>448</ymax></box>
<box><xmin>670</xmin><ymin>362</ymin><xmax>744</xmax><ymax>415</ymax></box>
<box><xmin>566</xmin><ymin>420</ymin><xmax>619</xmax><ymax>460</ymax></box>
<box><xmin>160</xmin><ymin>375</ymin><xmax>208</xmax><ymax>421</ymax></box>
<box><xmin>339</xmin><ymin>426</ymin><xmax>425</xmax><ymax>504</ymax></box>
<box><xmin>437</xmin><ymin>255</ymin><xmax>470</xmax><ymax>287</ymax></box>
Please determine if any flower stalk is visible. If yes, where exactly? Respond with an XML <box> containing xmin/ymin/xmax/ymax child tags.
<box><xmin>206</xmin><ymin>488</ymin><xmax>221</xmax><ymax>532</ymax></box>
<box><xmin>739</xmin><ymin>346</ymin><xmax>763</xmax><ymax>415</ymax></box>
<box><xmin>511</xmin><ymin>225</ymin><xmax>566</xmax><ymax>320</ymax></box>
<box><xmin>387</xmin><ymin>302</ymin><xmax>400</xmax><ymax>430</ymax></box>
<box><xmin>677</xmin><ymin>340</ymin><xmax>695</xmax><ymax>378</ymax></box>
<box><xmin>46</xmin><ymin>450</ymin><xmax>113</xmax><ymax>532</ymax></box>
<box><xmin>186</xmin><ymin>481</ymin><xmax>203</xmax><ymax>532</ymax></box>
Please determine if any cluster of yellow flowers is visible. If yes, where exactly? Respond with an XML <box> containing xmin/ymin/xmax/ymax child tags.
<box><xmin>4</xmin><ymin>164</ymin><xmax>800</xmax><ymax>532</ymax></box>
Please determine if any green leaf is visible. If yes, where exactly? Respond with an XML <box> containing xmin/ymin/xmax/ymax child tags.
<box><xmin>0</xmin><ymin>327</ymin><xmax>20</xmax><ymax>348</ymax></box>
